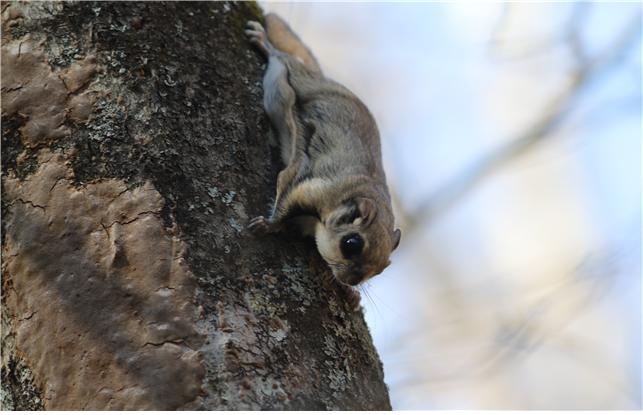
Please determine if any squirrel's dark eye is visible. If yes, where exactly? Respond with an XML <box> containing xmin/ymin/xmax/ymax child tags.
<box><xmin>340</xmin><ymin>233</ymin><xmax>363</xmax><ymax>258</ymax></box>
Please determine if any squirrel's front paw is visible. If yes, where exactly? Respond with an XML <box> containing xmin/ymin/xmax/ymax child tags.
<box><xmin>245</xmin><ymin>21</ymin><xmax>271</xmax><ymax>57</ymax></box>
<box><xmin>337</xmin><ymin>283</ymin><xmax>361</xmax><ymax>311</ymax></box>
<box><xmin>247</xmin><ymin>216</ymin><xmax>281</xmax><ymax>234</ymax></box>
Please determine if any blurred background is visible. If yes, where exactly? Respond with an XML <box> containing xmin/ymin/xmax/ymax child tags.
<box><xmin>260</xmin><ymin>1</ymin><xmax>642</xmax><ymax>409</ymax></box>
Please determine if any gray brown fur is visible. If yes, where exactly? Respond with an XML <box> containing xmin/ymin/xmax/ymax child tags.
<box><xmin>245</xmin><ymin>14</ymin><xmax>401</xmax><ymax>291</ymax></box>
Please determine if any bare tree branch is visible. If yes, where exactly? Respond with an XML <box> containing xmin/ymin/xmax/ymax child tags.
<box><xmin>489</xmin><ymin>3</ymin><xmax>590</xmax><ymax>62</ymax></box>
<box><xmin>386</xmin><ymin>247</ymin><xmax>629</xmax><ymax>396</ymax></box>
<box><xmin>403</xmin><ymin>9</ymin><xmax>641</xmax><ymax>230</ymax></box>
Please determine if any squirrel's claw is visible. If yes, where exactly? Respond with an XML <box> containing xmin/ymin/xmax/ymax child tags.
<box><xmin>248</xmin><ymin>216</ymin><xmax>282</xmax><ymax>234</ymax></box>
<box><xmin>245</xmin><ymin>21</ymin><xmax>272</xmax><ymax>57</ymax></box>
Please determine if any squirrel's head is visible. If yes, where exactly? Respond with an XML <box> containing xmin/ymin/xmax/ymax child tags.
<box><xmin>315</xmin><ymin>197</ymin><xmax>401</xmax><ymax>286</ymax></box>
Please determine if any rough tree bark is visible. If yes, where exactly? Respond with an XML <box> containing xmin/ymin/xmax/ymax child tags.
<box><xmin>0</xmin><ymin>1</ymin><xmax>391</xmax><ymax>410</ymax></box>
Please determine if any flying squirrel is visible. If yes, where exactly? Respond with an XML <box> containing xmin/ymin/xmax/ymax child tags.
<box><xmin>245</xmin><ymin>14</ymin><xmax>401</xmax><ymax>309</ymax></box>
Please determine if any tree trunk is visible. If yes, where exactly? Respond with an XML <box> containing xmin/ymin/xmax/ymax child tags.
<box><xmin>1</xmin><ymin>1</ymin><xmax>391</xmax><ymax>410</ymax></box>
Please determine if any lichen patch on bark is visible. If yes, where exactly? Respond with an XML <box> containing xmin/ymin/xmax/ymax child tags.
<box><xmin>197</xmin><ymin>293</ymin><xmax>298</xmax><ymax>409</ymax></box>
<box><xmin>2</xmin><ymin>151</ymin><xmax>205</xmax><ymax>410</ymax></box>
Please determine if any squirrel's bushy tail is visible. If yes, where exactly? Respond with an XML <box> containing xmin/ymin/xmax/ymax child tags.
<box><xmin>265</xmin><ymin>13</ymin><xmax>322</xmax><ymax>75</ymax></box>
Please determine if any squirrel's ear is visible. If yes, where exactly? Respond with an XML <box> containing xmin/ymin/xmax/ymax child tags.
<box><xmin>355</xmin><ymin>198</ymin><xmax>377</xmax><ymax>226</ymax></box>
<box><xmin>392</xmin><ymin>228</ymin><xmax>401</xmax><ymax>251</ymax></box>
